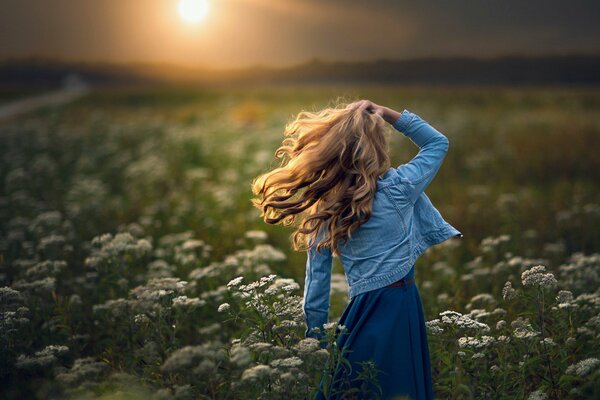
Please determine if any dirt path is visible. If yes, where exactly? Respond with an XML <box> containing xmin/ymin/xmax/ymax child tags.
<box><xmin>0</xmin><ymin>86</ymin><xmax>90</xmax><ymax>122</ymax></box>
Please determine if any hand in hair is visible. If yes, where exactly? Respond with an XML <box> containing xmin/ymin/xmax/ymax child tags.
<box><xmin>351</xmin><ymin>99</ymin><xmax>401</xmax><ymax>125</ymax></box>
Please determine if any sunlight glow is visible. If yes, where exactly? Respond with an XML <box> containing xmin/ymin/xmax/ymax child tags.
<box><xmin>178</xmin><ymin>0</ymin><xmax>209</xmax><ymax>24</ymax></box>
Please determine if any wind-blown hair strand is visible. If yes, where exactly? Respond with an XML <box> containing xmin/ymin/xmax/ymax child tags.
<box><xmin>250</xmin><ymin>100</ymin><xmax>391</xmax><ymax>257</ymax></box>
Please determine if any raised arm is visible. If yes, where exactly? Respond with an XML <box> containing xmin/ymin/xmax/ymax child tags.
<box><xmin>355</xmin><ymin>100</ymin><xmax>450</xmax><ymax>203</ymax></box>
<box><xmin>302</xmin><ymin>232</ymin><xmax>333</xmax><ymax>347</ymax></box>
<box><xmin>391</xmin><ymin>109</ymin><xmax>449</xmax><ymax>203</ymax></box>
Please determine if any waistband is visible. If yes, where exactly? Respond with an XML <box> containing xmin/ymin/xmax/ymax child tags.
<box><xmin>385</xmin><ymin>277</ymin><xmax>415</xmax><ymax>288</ymax></box>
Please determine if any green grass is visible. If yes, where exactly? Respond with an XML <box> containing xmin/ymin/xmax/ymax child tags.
<box><xmin>1</xmin><ymin>84</ymin><xmax>599</xmax><ymax>399</ymax></box>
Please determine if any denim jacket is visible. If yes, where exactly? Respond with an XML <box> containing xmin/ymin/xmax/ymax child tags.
<box><xmin>302</xmin><ymin>109</ymin><xmax>463</xmax><ymax>340</ymax></box>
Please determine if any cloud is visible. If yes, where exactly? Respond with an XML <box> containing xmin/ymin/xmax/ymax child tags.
<box><xmin>0</xmin><ymin>0</ymin><xmax>598</xmax><ymax>67</ymax></box>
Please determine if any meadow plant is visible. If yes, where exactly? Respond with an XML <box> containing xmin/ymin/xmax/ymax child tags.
<box><xmin>2</xmin><ymin>87</ymin><xmax>600</xmax><ymax>399</ymax></box>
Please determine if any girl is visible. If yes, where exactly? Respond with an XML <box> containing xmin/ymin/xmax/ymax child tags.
<box><xmin>251</xmin><ymin>99</ymin><xmax>462</xmax><ymax>399</ymax></box>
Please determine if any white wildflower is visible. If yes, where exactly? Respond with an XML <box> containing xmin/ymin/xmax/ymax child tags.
<box><xmin>511</xmin><ymin>317</ymin><xmax>540</xmax><ymax>339</ymax></box>
<box><xmin>527</xmin><ymin>389</ymin><xmax>548</xmax><ymax>400</ymax></box>
<box><xmin>172</xmin><ymin>296</ymin><xmax>206</xmax><ymax>308</ymax></box>
<box><xmin>248</xmin><ymin>342</ymin><xmax>273</xmax><ymax>354</ymax></box>
<box><xmin>293</xmin><ymin>338</ymin><xmax>320</xmax><ymax>354</ymax></box>
<box><xmin>438</xmin><ymin>310</ymin><xmax>490</xmax><ymax>332</ymax></box>
<box><xmin>217</xmin><ymin>303</ymin><xmax>231</xmax><ymax>313</ymax></box>
<box><xmin>264</xmin><ymin>287</ymin><xmax>278</xmax><ymax>296</ymax></box>
<box><xmin>134</xmin><ymin>314</ymin><xmax>150</xmax><ymax>325</ymax></box>
<box><xmin>230</xmin><ymin>344</ymin><xmax>252</xmax><ymax>368</ymax></box>
<box><xmin>227</xmin><ymin>276</ymin><xmax>244</xmax><ymax>288</ymax></box>
<box><xmin>540</xmin><ymin>337</ymin><xmax>556</xmax><ymax>347</ymax></box>
<box><xmin>521</xmin><ymin>265</ymin><xmax>557</xmax><ymax>288</ymax></box>
<box><xmin>270</xmin><ymin>356</ymin><xmax>303</xmax><ymax>368</ymax></box>
<box><xmin>425</xmin><ymin>319</ymin><xmax>444</xmax><ymax>335</ymax></box>
<box><xmin>469</xmin><ymin>293</ymin><xmax>495</xmax><ymax>305</ymax></box>
<box><xmin>502</xmin><ymin>281</ymin><xmax>516</xmax><ymax>300</ymax></box>
<box><xmin>245</xmin><ymin>230</ymin><xmax>268</xmax><ymax>241</ymax></box>
<box><xmin>491</xmin><ymin>308</ymin><xmax>507</xmax><ymax>317</ymax></box>
<box><xmin>323</xmin><ymin>322</ymin><xmax>338</xmax><ymax>330</ymax></box>
<box><xmin>497</xmin><ymin>335</ymin><xmax>511</xmax><ymax>344</ymax></box>
<box><xmin>565</xmin><ymin>358</ymin><xmax>600</xmax><ymax>377</ymax></box>
<box><xmin>556</xmin><ymin>290</ymin><xmax>576</xmax><ymax>309</ymax></box>
<box><xmin>241</xmin><ymin>364</ymin><xmax>274</xmax><ymax>381</ymax></box>
<box><xmin>258</xmin><ymin>274</ymin><xmax>277</xmax><ymax>286</ymax></box>
<box><xmin>282</xmin><ymin>283</ymin><xmax>300</xmax><ymax>293</ymax></box>
<box><xmin>556</xmin><ymin>290</ymin><xmax>573</xmax><ymax>304</ymax></box>
<box><xmin>457</xmin><ymin>336</ymin><xmax>495</xmax><ymax>350</ymax></box>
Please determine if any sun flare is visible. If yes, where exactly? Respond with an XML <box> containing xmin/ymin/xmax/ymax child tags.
<box><xmin>178</xmin><ymin>0</ymin><xmax>209</xmax><ymax>24</ymax></box>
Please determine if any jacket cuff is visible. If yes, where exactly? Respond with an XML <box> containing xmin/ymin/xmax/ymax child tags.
<box><xmin>392</xmin><ymin>109</ymin><xmax>415</xmax><ymax>133</ymax></box>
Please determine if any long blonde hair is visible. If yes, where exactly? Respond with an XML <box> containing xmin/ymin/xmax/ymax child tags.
<box><xmin>250</xmin><ymin>99</ymin><xmax>391</xmax><ymax>257</ymax></box>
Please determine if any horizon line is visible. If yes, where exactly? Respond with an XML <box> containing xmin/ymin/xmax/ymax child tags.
<box><xmin>2</xmin><ymin>50</ymin><xmax>599</xmax><ymax>71</ymax></box>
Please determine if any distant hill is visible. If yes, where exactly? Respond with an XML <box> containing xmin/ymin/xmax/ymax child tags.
<box><xmin>1</xmin><ymin>53</ymin><xmax>599</xmax><ymax>88</ymax></box>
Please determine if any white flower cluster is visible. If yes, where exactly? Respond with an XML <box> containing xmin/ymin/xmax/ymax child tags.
<box><xmin>565</xmin><ymin>357</ymin><xmax>600</xmax><ymax>377</ymax></box>
<box><xmin>218</xmin><ymin>303</ymin><xmax>231</xmax><ymax>313</ymax></box>
<box><xmin>174</xmin><ymin>239</ymin><xmax>210</xmax><ymax>268</ymax></box>
<box><xmin>188</xmin><ymin>245</ymin><xmax>281</xmax><ymax>283</ymax></box>
<box><xmin>160</xmin><ymin>342</ymin><xmax>228</xmax><ymax>374</ymax></box>
<box><xmin>425</xmin><ymin>319</ymin><xmax>445</xmax><ymax>335</ymax></box>
<box><xmin>11</xmin><ymin>277</ymin><xmax>56</xmax><ymax>297</ymax></box>
<box><xmin>437</xmin><ymin>310</ymin><xmax>491</xmax><ymax>333</ymax></box>
<box><xmin>15</xmin><ymin>344</ymin><xmax>69</xmax><ymax>370</ymax></box>
<box><xmin>527</xmin><ymin>389</ymin><xmax>548</xmax><ymax>400</ymax></box>
<box><xmin>147</xmin><ymin>260</ymin><xmax>176</xmax><ymax>279</ymax></box>
<box><xmin>496</xmin><ymin>335</ymin><xmax>511</xmax><ymax>344</ymax></box>
<box><xmin>457</xmin><ymin>335</ymin><xmax>496</xmax><ymax>350</ymax></box>
<box><xmin>573</xmin><ymin>293</ymin><xmax>600</xmax><ymax>312</ymax></box>
<box><xmin>539</xmin><ymin>337</ymin><xmax>556</xmax><ymax>347</ymax></box>
<box><xmin>227</xmin><ymin>276</ymin><xmax>244</xmax><ymax>288</ymax></box>
<box><xmin>269</xmin><ymin>356</ymin><xmax>303</xmax><ymax>368</ymax></box>
<box><xmin>521</xmin><ymin>265</ymin><xmax>557</xmax><ymax>288</ymax></box>
<box><xmin>24</xmin><ymin>260</ymin><xmax>67</xmax><ymax>280</ymax></box>
<box><xmin>130</xmin><ymin>277</ymin><xmax>188</xmax><ymax>303</ymax></box>
<box><xmin>93</xmin><ymin>277</ymin><xmax>190</xmax><ymax>321</ymax></box>
<box><xmin>230</xmin><ymin>343</ymin><xmax>252</xmax><ymax>368</ymax></box>
<box><xmin>241</xmin><ymin>364</ymin><xmax>274</xmax><ymax>381</ymax></box>
<box><xmin>85</xmin><ymin>232</ymin><xmax>152</xmax><ymax>271</ymax></box>
<box><xmin>502</xmin><ymin>281</ymin><xmax>516</xmax><ymax>300</ymax></box>
<box><xmin>558</xmin><ymin>252</ymin><xmax>600</xmax><ymax>293</ymax></box>
<box><xmin>555</xmin><ymin>290</ymin><xmax>576</xmax><ymax>309</ymax></box>
<box><xmin>239</xmin><ymin>274</ymin><xmax>277</xmax><ymax>292</ymax></box>
<box><xmin>496</xmin><ymin>255</ymin><xmax>550</xmax><ymax>275</ymax></box>
<box><xmin>292</xmin><ymin>338</ymin><xmax>320</xmax><ymax>354</ymax></box>
<box><xmin>467</xmin><ymin>293</ymin><xmax>495</xmax><ymax>309</ymax></box>
<box><xmin>172</xmin><ymin>295</ymin><xmax>206</xmax><ymax>309</ymax></box>
<box><xmin>56</xmin><ymin>357</ymin><xmax>110</xmax><ymax>387</ymax></box>
<box><xmin>244</xmin><ymin>230</ymin><xmax>268</xmax><ymax>241</ymax></box>
<box><xmin>467</xmin><ymin>309</ymin><xmax>491</xmax><ymax>321</ymax></box>
<box><xmin>511</xmin><ymin>317</ymin><xmax>540</xmax><ymax>339</ymax></box>
<box><xmin>480</xmin><ymin>234</ymin><xmax>510</xmax><ymax>253</ymax></box>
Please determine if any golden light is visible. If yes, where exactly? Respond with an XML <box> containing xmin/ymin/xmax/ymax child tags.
<box><xmin>178</xmin><ymin>0</ymin><xmax>209</xmax><ymax>24</ymax></box>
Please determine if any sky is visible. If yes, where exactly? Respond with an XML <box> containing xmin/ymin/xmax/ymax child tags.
<box><xmin>1</xmin><ymin>0</ymin><xmax>599</xmax><ymax>69</ymax></box>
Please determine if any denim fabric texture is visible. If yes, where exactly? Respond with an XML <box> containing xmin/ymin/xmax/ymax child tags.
<box><xmin>303</xmin><ymin>109</ymin><xmax>463</xmax><ymax>340</ymax></box>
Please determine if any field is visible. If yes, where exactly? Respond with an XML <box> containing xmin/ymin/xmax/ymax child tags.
<box><xmin>1</xmin><ymin>84</ymin><xmax>599</xmax><ymax>399</ymax></box>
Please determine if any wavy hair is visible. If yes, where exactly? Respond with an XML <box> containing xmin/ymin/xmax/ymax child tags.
<box><xmin>250</xmin><ymin>99</ymin><xmax>391</xmax><ymax>257</ymax></box>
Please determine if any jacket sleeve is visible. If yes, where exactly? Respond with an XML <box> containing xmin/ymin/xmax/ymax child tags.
<box><xmin>302</xmin><ymin>234</ymin><xmax>333</xmax><ymax>346</ymax></box>
<box><xmin>392</xmin><ymin>109</ymin><xmax>450</xmax><ymax>204</ymax></box>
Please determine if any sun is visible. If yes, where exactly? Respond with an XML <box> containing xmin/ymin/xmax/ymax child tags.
<box><xmin>178</xmin><ymin>0</ymin><xmax>209</xmax><ymax>24</ymax></box>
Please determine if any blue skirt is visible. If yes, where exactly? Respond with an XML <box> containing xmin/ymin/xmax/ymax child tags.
<box><xmin>315</xmin><ymin>265</ymin><xmax>434</xmax><ymax>400</ymax></box>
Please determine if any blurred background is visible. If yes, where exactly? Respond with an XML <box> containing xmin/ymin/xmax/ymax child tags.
<box><xmin>1</xmin><ymin>1</ymin><xmax>599</xmax><ymax>399</ymax></box>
